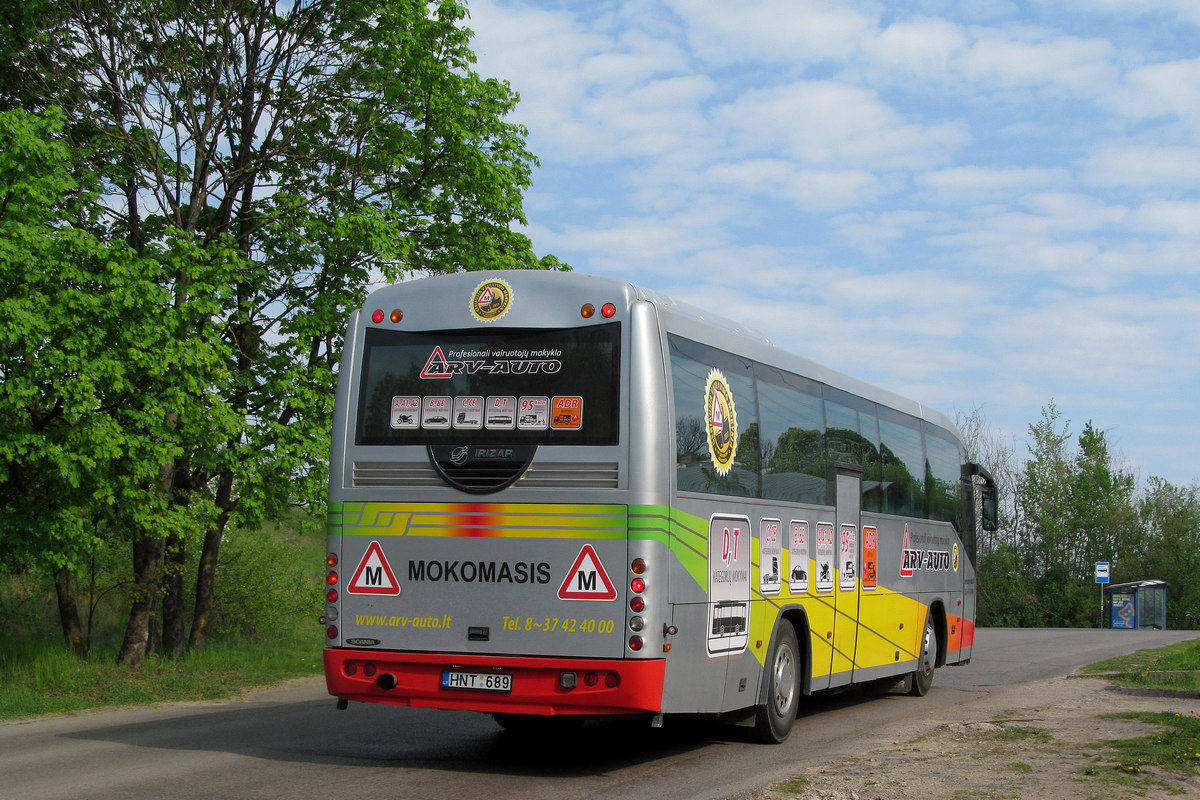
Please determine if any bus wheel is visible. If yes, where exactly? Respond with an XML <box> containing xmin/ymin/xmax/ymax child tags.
<box><xmin>754</xmin><ymin>624</ymin><xmax>800</xmax><ymax>743</ymax></box>
<box><xmin>908</xmin><ymin>615</ymin><xmax>937</xmax><ymax>697</ymax></box>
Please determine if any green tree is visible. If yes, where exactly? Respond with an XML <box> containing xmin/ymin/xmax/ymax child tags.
<box><xmin>3</xmin><ymin>0</ymin><xmax>559</xmax><ymax>665</ymax></box>
<box><xmin>1128</xmin><ymin>479</ymin><xmax>1200</xmax><ymax>628</ymax></box>
<box><xmin>0</xmin><ymin>108</ymin><xmax>231</xmax><ymax>659</ymax></box>
<box><xmin>1005</xmin><ymin>404</ymin><xmax>1138</xmax><ymax>627</ymax></box>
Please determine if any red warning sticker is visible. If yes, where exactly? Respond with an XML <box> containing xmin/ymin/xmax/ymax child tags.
<box><xmin>347</xmin><ymin>541</ymin><xmax>401</xmax><ymax>595</ymax></box>
<box><xmin>557</xmin><ymin>544</ymin><xmax>617</xmax><ymax>601</ymax></box>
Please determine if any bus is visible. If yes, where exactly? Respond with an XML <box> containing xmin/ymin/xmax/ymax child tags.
<box><xmin>322</xmin><ymin>270</ymin><xmax>997</xmax><ymax>742</ymax></box>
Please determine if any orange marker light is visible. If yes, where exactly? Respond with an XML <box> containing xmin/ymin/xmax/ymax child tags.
<box><xmin>581</xmin><ymin>303</ymin><xmax>595</xmax><ymax>318</ymax></box>
<box><xmin>390</xmin><ymin>309</ymin><xmax>403</xmax><ymax>323</ymax></box>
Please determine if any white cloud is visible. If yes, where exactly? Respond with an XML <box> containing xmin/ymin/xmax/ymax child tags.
<box><xmin>1109</xmin><ymin>58</ymin><xmax>1200</xmax><ymax>126</ymax></box>
<box><xmin>702</xmin><ymin>159</ymin><xmax>879</xmax><ymax>212</ymax></box>
<box><xmin>717</xmin><ymin>81</ymin><xmax>968</xmax><ymax>169</ymax></box>
<box><xmin>1081</xmin><ymin>144</ymin><xmax>1200</xmax><ymax>188</ymax></box>
<box><xmin>664</xmin><ymin>0</ymin><xmax>878</xmax><ymax>66</ymax></box>
<box><xmin>919</xmin><ymin>165</ymin><xmax>1070</xmax><ymax>201</ymax></box>
<box><xmin>465</xmin><ymin>0</ymin><xmax>1200</xmax><ymax>485</ymax></box>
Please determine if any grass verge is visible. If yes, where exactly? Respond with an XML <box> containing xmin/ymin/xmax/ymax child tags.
<box><xmin>1078</xmin><ymin>638</ymin><xmax>1200</xmax><ymax>691</ymax></box>
<box><xmin>0</xmin><ymin>634</ymin><xmax>323</xmax><ymax>720</ymax></box>
<box><xmin>1102</xmin><ymin>711</ymin><xmax>1200</xmax><ymax>777</ymax></box>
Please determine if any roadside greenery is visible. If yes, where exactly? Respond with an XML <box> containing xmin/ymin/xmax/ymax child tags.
<box><xmin>962</xmin><ymin>403</ymin><xmax>1200</xmax><ymax>629</ymax></box>
<box><xmin>0</xmin><ymin>515</ymin><xmax>324</xmax><ymax>720</ymax></box>
<box><xmin>1079</xmin><ymin>638</ymin><xmax>1200</xmax><ymax>692</ymax></box>
<box><xmin>1102</xmin><ymin>711</ymin><xmax>1200</xmax><ymax>778</ymax></box>
<box><xmin>1</xmin><ymin>0</ymin><xmax>561</xmax><ymax>668</ymax></box>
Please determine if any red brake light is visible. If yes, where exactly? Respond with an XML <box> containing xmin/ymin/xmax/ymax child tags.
<box><xmin>631</xmin><ymin>577</ymin><xmax>645</xmax><ymax>593</ymax></box>
<box><xmin>601</xmin><ymin>302</ymin><xmax>616</xmax><ymax>318</ymax></box>
<box><xmin>327</xmin><ymin>571</ymin><xmax>338</xmax><ymax>586</ymax></box>
<box><xmin>628</xmin><ymin>635</ymin><xmax>643</xmax><ymax>651</ymax></box>
<box><xmin>371</xmin><ymin>309</ymin><xmax>384</xmax><ymax>323</ymax></box>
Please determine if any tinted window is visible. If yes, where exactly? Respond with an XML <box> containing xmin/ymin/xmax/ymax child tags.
<box><xmin>669</xmin><ymin>337</ymin><xmax>757</xmax><ymax>497</ymax></box>
<box><xmin>356</xmin><ymin>324</ymin><xmax>621</xmax><ymax>446</ymax></box>
<box><xmin>824</xmin><ymin>387</ymin><xmax>882</xmax><ymax>512</ymax></box>
<box><xmin>878</xmin><ymin>407</ymin><xmax>926</xmax><ymax>517</ymax></box>
<box><xmin>757</xmin><ymin>366</ymin><xmax>827</xmax><ymax>504</ymax></box>
<box><xmin>925</xmin><ymin>422</ymin><xmax>964</xmax><ymax>529</ymax></box>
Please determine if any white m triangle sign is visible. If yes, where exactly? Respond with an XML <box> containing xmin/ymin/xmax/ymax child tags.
<box><xmin>347</xmin><ymin>541</ymin><xmax>401</xmax><ymax>595</ymax></box>
<box><xmin>558</xmin><ymin>544</ymin><xmax>617</xmax><ymax>601</ymax></box>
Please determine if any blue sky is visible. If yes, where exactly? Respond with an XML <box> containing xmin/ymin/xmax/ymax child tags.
<box><xmin>463</xmin><ymin>0</ymin><xmax>1200</xmax><ymax>487</ymax></box>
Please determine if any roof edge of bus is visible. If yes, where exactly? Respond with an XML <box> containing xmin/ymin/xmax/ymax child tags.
<box><xmin>362</xmin><ymin>270</ymin><xmax>964</xmax><ymax>444</ymax></box>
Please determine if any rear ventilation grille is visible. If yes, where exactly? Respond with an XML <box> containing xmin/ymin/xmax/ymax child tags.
<box><xmin>518</xmin><ymin>462</ymin><xmax>619</xmax><ymax>489</ymax></box>
<box><xmin>352</xmin><ymin>461</ymin><xmax>442</xmax><ymax>487</ymax></box>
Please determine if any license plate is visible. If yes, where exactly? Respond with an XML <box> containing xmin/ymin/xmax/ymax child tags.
<box><xmin>441</xmin><ymin>670</ymin><xmax>513</xmax><ymax>693</ymax></box>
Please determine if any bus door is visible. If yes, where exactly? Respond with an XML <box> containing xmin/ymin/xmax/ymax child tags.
<box><xmin>831</xmin><ymin>464</ymin><xmax>862</xmax><ymax>688</ymax></box>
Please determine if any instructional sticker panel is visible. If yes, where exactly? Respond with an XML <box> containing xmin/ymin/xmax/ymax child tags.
<box><xmin>815</xmin><ymin>522</ymin><xmax>835</xmax><ymax>593</ymax></box>
<box><xmin>355</xmin><ymin>324</ymin><xmax>621</xmax><ymax>446</ymax></box>
<box><xmin>707</xmin><ymin>514</ymin><xmax>751</xmax><ymax>656</ymax></box>
<box><xmin>789</xmin><ymin>520</ymin><xmax>809</xmax><ymax>593</ymax></box>
<box><xmin>759</xmin><ymin>518</ymin><xmax>782</xmax><ymax>595</ymax></box>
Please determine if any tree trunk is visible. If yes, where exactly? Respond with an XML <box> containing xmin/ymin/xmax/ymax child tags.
<box><xmin>189</xmin><ymin>469</ymin><xmax>235</xmax><ymax>650</ymax></box>
<box><xmin>160</xmin><ymin>529</ymin><xmax>187</xmax><ymax>656</ymax></box>
<box><xmin>53</xmin><ymin>567</ymin><xmax>87</xmax><ymax>658</ymax></box>
<box><xmin>116</xmin><ymin>535</ymin><xmax>163</xmax><ymax>667</ymax></box>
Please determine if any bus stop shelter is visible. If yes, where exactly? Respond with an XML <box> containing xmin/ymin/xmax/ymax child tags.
<box><xmin>1107</xmin><ymin>579</ymin><xmax>1169</xmax><ymax>630</ymax></box>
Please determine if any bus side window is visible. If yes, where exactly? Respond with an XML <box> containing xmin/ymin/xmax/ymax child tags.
<box><xmin>669</xmin><ymin>336</ymin><xmax>756</xmax><ymax>497</ymax></box>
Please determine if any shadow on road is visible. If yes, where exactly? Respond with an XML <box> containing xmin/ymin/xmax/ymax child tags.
<box><xmin>60</xmin><ymin>686</ymin><xmax>898</xmax><ymax>777</ymax></box>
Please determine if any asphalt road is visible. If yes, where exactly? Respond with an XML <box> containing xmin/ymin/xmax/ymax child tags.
<box><xmin>4</xmin><ymin>628</ymin><xmax>1198</xmax><ymax>800</ymax></box>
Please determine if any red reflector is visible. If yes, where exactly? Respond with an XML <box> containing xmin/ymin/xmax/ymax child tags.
<box><xmin>326</xmin><ymin>588</ymin><xmax>338</xmax><ymax>603</ymax></box>
<box><xmin>628</xmin><ymin>635</ymin><xmax>643</xmax><ymax>651</ymax></box>
<box><xmin>326</xmin><ymin>625</ymin><xmax>338</xmax><ymax>639</ymax></box>
<box><xmin>601</xmin><ymin>303</ymin><xmax>616</xmax><ymax>318</ymax></box>
<box><xmin>630</xmin><ymin>577</ymin><xmax>645</xmax><ymax>593</ymax></box>
<box><xmin>327</xmin><ymin>571</ymin><xmax>338</xmax><ymax>585</ymax></box>
<box><xmin>344</xmin><ymin>661</ymin><xmax>357</xmax><ymax>676</ymax></box>
<box><xmin>630</xmin><ymin>596</ymin><xmax>645</xmax><ymax>612</ymax></box>
<box><xmin>584</xmin><ymin>672</ymin><xmax>599</xmax><ymax>687</ymax></box>
<box><xmin>371</xmin><ymin>309</ymin><xmax>384</xmax><ymax>323</ymax></box>
<box><xmin>605</xmin><ymin>672</ymin><xmax>621</xmax><ymax>687</ymax></box>
<box><xmin>363</xmin><ymin>663</ymin><xmax>376</xmax><ymax>677</ymax></box>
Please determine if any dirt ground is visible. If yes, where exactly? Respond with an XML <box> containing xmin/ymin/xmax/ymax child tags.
<box><xmin>753</xmin><ymin>675</ymin><xmax>1200</xmax><ymax>800</ymax></box>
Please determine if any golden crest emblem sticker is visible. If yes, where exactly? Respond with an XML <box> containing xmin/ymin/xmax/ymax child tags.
<box><xmin>704</xmin><ymin>368</ymin><xmax>738</xmax><ymax>475</ymax></box>
<box><xmin>953</xmin><ymin>543</ymin><xmax>960</xmax><ymax>572</ymax></box>
<box><xmin>470</xmin><ymin>278</ymin><xmax>512</xmax><ymax>322</ymax></box>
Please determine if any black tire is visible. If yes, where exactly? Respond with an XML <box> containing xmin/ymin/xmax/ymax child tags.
<box><xmin>754</xmin><ymin>624</ymin><xmax>800</xmax><ymax>743</ymax></box>
<box><xmin>908</xmin><ymin>614</ymin><xmax>937</xmax><ymax>697</ymax></box>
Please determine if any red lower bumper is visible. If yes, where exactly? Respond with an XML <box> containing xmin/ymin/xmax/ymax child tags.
<box><xmin>324</xmin><ymin>649</ymin><xmax>666</xmax><ymax>716</ymax></box>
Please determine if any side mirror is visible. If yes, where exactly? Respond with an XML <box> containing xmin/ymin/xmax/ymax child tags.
<box><xmin>980</xmin><ymin>485</ymin><xmax>998</xmax><ymax>532</ymax></box>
